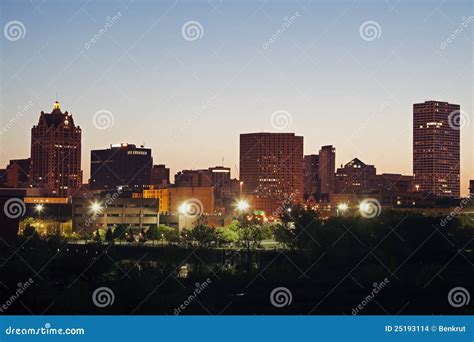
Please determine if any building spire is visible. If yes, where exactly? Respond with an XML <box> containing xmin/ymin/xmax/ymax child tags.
<box><xmin>53</xmin><ymin>101</ymin><xmax>60</xmax><ymax>110</ymax></box>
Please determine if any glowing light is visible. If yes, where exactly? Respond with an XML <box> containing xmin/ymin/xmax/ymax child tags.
<box><xmin>337</xmin><ymin>203</ymin><xmax>349</xmax><ymax>212</ymax></box>
<box><xmin>90</xmin><ymin>202</ymin><xmax>103</xmax><ymax>214</ymax></box>
<box><xmin>179</xmin><ymin>203</ymin><xmax>191</xmax><ymax>215</ymax></box>
<box><xmin>236</xmin><ymin>200</ymin><xmax>250</xmax><ymax>212</ymax></box>
<box><xmin>35</xmin><ymin>204</ymin><xmax>44</xmax><ymax>213</ymax></box>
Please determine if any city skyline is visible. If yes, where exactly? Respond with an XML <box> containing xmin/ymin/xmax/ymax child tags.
<box><xmin>1</xmin><ymin>0</ymin><xmax>472</xmax><ymax>196</ymax></box>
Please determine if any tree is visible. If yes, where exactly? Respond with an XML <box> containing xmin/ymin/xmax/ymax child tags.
<box><xmin>236</xmin><ymin>220</ymin><xmax>266</xmax><ymax>250</ymax></box>
<box><xmin>23</xmin><ymin>224</ymin><xmax>38</xmax><ymax>238</ymax></box>
<box><xmin>217</xmin><ymin>226</ymin><xmax>239</xmax><ymax>245</ymax></box>
<box><xmin>158</xmin><ymin>225</ymin><xmax>180</xmax><ymax>243</ymax></box>
<box><xmin>113</xmin><ymin>224</ymin><xmax>127</xmax><ymax>244</ymax></box>
<box><xmin>105</xmin><ymin>227</ymin><xmax>114</xmax><ymax>244</ymax></box>
<box><xmin>145</xmin><ymin>224</ymin><xmax>159</xmax><ymax>245</ymax></box>
<box><xmin>94</xmin><ymin>228</ymin><xmax>102</xmax><ymax>243</ymax></box>
<box><xmin>191</xmin><ymin>223</ymin><xmax>217</xmax><ymax>247</ymax></box>
<box><xmin>126</xmin><ymin>228</ymin><xmax>136</xmax><ymax>243</ymax></box>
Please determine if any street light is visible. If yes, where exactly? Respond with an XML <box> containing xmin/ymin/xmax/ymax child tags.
<box><xmin>35</xmin><ymin>204</ymin><xmax>44</xmax><ymax>218</ymax></box>
<box><xmin>236</xmin><ymin>200</ymin><xmax>249</xmax><ymax>212</ymax></box>
<box><xmin>90</xmin><ymin>201</ymin><xmax>103</xmax><ymax>214</ymax></box>
<box><xmin>337</xmin><ymin>203</ymin><xmax>349</xmax><ymax>216</ymax></box>
<box><xmin>179</xmin><ymin>203</ymin><xmax>190</xmax><ymax>215</ymax></box>
<box><xmin>239</xmin><ymin>181</ymin><xmax>244</xmax><ymax>198</ymax></box>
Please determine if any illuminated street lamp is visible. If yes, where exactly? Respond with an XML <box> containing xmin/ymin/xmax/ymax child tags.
<box><xmin>337</xmin><ymin>203</ymin><xmax>349</xmax><ymax>216</ymax></box>
<box><xmin>236</xmin><ymin>200</ymin><xmax>250</xmax><ymax>213</ymax></box>
<box><xmin>179</xmin><ymin>203</ymin><xmax>190</xmax><ymax>215</ymax></box>
<box><xmin>35</xmin><ymin>204</ymin><xmax>44</xmax><ymax>219</ymax></box>
<box><xmin>415</xmin><ymin>184</ymin><xmax>420</xmax><ymax>192</ymax></box>
<box><xmin>90</xmin><ymin>201</ymin><xmax>103</xmax><ymax>214</ymax></box>
<box><xmin>239</xmin><ymin>181</ymin><xmax>244</xmax><ymax>198</ymax></box>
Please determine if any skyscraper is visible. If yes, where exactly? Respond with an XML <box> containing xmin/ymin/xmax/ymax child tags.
<box><xmin>31</xmin><ymin>101</ymin><xmax>82</xmax><ymax>196</ymax></box>
<box><xmin>303</xmin><ymin>154</ymin><xmax>320</xmax><ymax>199</ymax></box>
<box><xmin>318</xmin><ymin>145</ymin><xmax>336</xmax><ymax>202</ymax></box>
<box><xmin>240</xmin><ymin>133</ymin><xmax>304</xmax><ymax>211</ymax></box>
<box><xmin>413</xmin><ymin>101</ymin><xmax>460</xmax><ymax>197</ymax></box>
<box><xmin>90</xmin><ymin>143</ymin><xmax>152</xmax><ymax>190</ymax></box>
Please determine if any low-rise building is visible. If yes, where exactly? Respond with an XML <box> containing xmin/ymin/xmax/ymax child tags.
<box><xmin>72</xmin><ymin>196</ymin><xmax>159</xmax><ymax>234</ymax></box>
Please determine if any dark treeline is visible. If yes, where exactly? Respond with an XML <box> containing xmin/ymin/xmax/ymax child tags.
<box><xmin>0</xmin><ymin>207</ymin><xmax>473</xmax><ymax>315</ymax></box>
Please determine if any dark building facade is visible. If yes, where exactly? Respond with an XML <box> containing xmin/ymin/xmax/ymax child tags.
<box><xmin>5</xmin><ymin>158</ymin><xmax>30</xmax><ymax>188</ymax></box>
<box><xmin>413</xmin><ymin>101</ymin><xmax>460</xmax><ymax>197</ymax></box>
<box><xmin>319</xmin><ymin>145</ymin><xmax>336</xmax><ymax>202</ymax></box>
<box><xmin>303</xmin><ymin>154</ymin><xmax>320</xmax><ymax>199</ymax></box>
<box><xmin>240</xmin><ymin>133</ymin><xmax>304</xmax><ymax>211</ymax></box>
<box><xmin>470</xmin><ymin>180</ymin><xmax>474</xmax><ymax>197</ymax></box>
<box><xmin>151</xmin><ymin>164</ymin><xmax>170</xmax><ymax>187</ymax></box>
<box><xmin>90</xmin><ymin>143</ymin><xmax>152</xmax><ymax>190</ymax></box>
<box><xmin>30</xmin><ymin>101</ymin><xmax>82</xmax><ymax>196</ymax></box>
<box><xmin>334</xmin><ymin>158</ymin><xmax>377</xmax><ymax>194</ymax></box>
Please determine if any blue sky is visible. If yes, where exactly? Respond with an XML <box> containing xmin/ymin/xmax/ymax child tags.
<box><xmin>0</xmin><ymin>0</ymin><xmax>472</xmax><ymax>194</ymax></box>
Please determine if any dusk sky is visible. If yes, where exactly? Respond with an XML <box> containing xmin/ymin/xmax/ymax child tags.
<box><xmin>0</xmin><ymin>0</ymin><xmax>472</xmax><ymax>195</ymax></box>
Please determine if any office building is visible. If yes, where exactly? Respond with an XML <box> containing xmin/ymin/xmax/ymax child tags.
<box><xmin>90</xmin><ymin>143</ymin><xmax>152</xmax><ymax>190</ymax></box>
<box><xmin>151</xmin><ymin>164</ymin><xmax>170</xmax><ymax>187</ymax></box>
<box><xmin>30</xmin><ymin>101</ymin><xmax>82</xmax><ymax>196</ymax></box>
<box><xmin>413</xmin><ymin>101</ymin><xmax>460</xmax><ymax>197</ymax></box>
<box><xmin>304</xmin><ymin>154</ymin><xmax>320</xmax><ymax>199</ymax></box>
<box><xmin>334</xmin><ymin>158</ymin><xmax>377</xmax><ymax>194</ymax></box>
<box><xmin>319</xmin><ymin>145</ymin><xmax>336</xmax><ymax>201</ymax></box>
<box><xmin>5</xmin><ymin>158</ymin><xmax>30</xmax><ymax>188</ymax></box>
<box><xmin>72</xmin><ymin>196</ymin><xmax>159</xmax><ymax>234</ymax></box>
<box><xmin>240</xmin><ymin>133</ymin><xmax>304</xmax><ymax>212</ymax></box>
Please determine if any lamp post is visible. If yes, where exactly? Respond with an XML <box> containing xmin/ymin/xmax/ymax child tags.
<box><xmin>336</xmin><ymin>203</ymin><xmax>349</xmax><ymax>217</ymax></box>
<box><xmin>239</xmin><ymin>181</ymin><xmax>243</xmax><ymax>198</ymax></box>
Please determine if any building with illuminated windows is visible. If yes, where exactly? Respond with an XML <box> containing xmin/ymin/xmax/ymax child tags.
<box><xmin>413</xmin><ymin>101</ymin><xmax>460</xmax><ymax>197</ymax></box>
<box><xmin>240</xmin><ymin>132</ymin><xmax>304</xmax><ymax>212</ymax></box>
<box><xmin>30</xmin><ymin>101</ymin><xmax>82</xmax><ymax>197</ymax></box>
